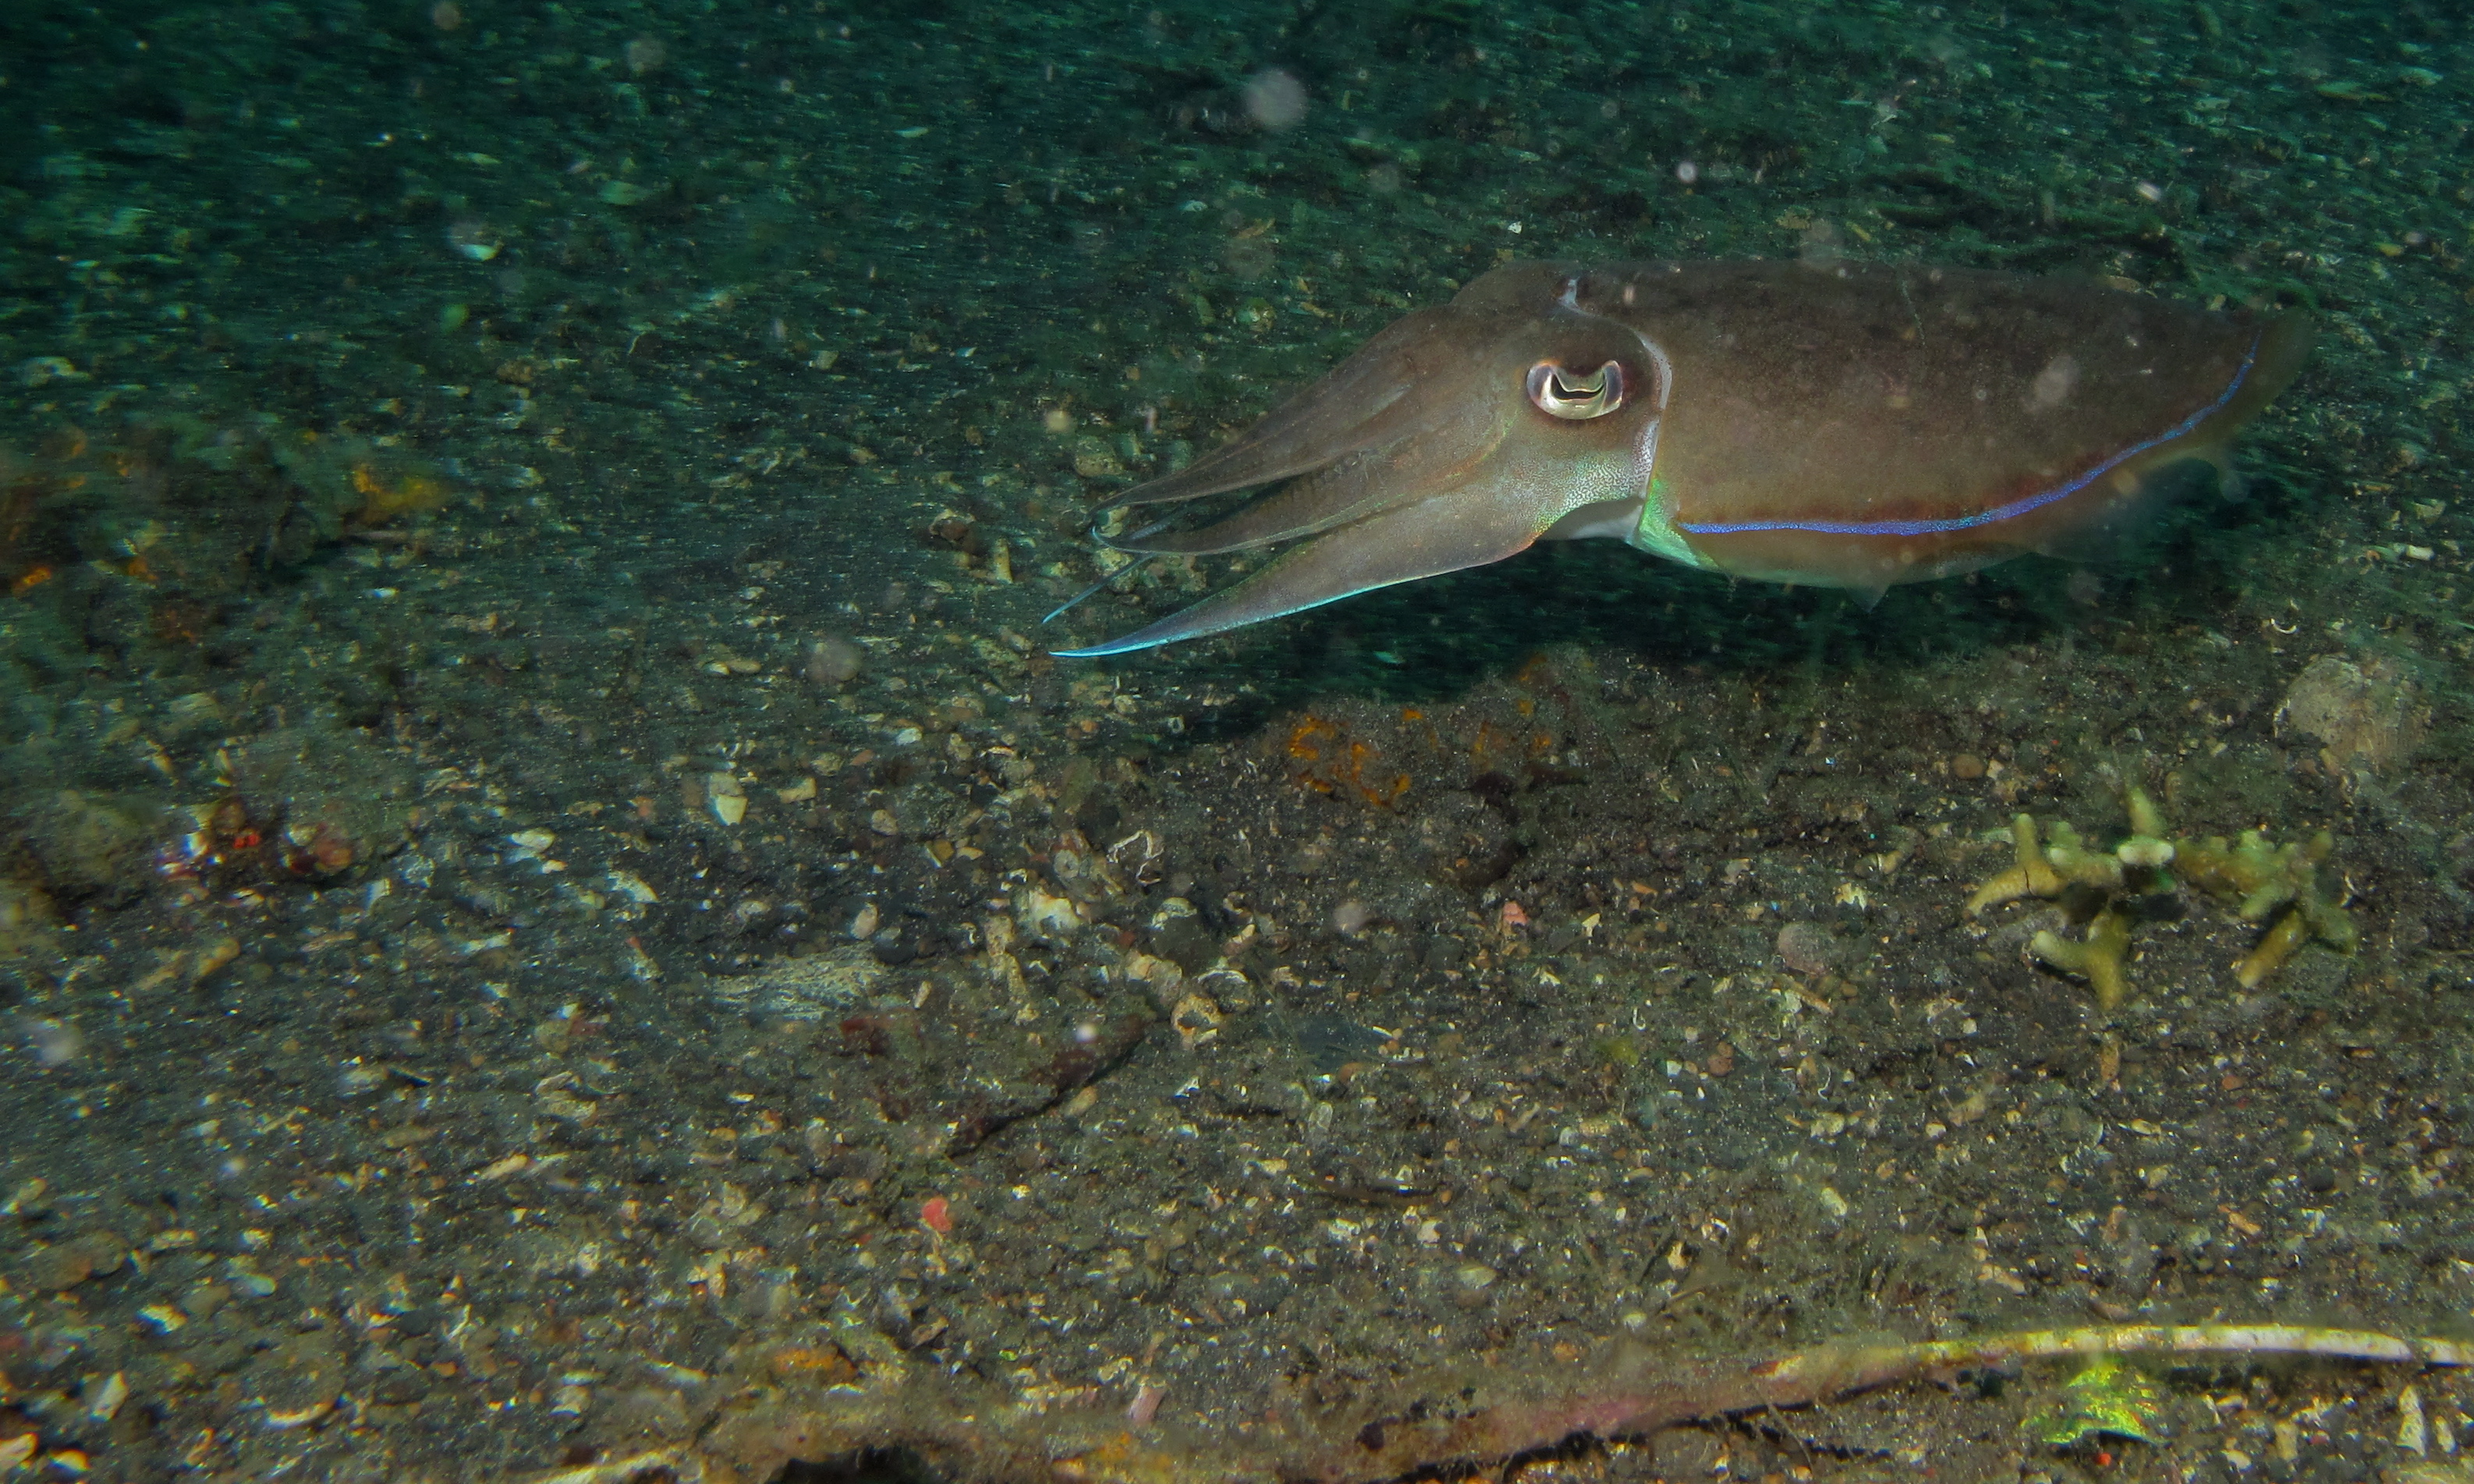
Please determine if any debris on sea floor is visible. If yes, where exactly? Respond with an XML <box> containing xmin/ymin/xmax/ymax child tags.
<box><xmin>1965</xmin><ymin>786</ymin><xmax>2356</xmax><ymax>1008</ymax></box>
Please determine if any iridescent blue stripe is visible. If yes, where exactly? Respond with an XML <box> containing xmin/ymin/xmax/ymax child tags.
<box><xmin>1676</xmin><ymin>329</ymin><xmax>2263</xmax><ymax>539</ymax></box>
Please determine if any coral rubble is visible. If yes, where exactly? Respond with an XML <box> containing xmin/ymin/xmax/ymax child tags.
<box><xmin>1965</xmin><ymin>788</ymin><xmax>2355</xmax><ymax>1008</ymax></box>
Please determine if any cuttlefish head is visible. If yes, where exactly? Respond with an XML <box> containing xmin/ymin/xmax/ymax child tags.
<box><xmin>1051</xmin><ymin>265</ymin><xmax>1668</xmax><ymax>657</ymax></box>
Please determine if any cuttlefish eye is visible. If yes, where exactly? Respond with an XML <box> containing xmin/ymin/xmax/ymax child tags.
<box><xmin>1526</xmin><ymin>359</ymin><xmax>1627</xmax><ymax>420</ymax></box>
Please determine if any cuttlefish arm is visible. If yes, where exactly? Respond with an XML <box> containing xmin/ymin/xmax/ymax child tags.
<box><xmin>1053</xmin><ymin>265</ymin><xmax>1671</xmax><ymax>657</ymax></box>
<box><xmin>1048</xmin><ymin>260</ymin><xmax>2309</xmax><ymax>657</ymax></box>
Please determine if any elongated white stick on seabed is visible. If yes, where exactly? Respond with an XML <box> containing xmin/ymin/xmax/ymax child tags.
<box><xmin>522</xmin><ymin>1323</ymin><xmax>2474</xmax><ymax>1484</ymax></box>
<box><xmin>1762</xmin><ymin>1323</ymin><xmax>2474</xmax><ymax>1384</ymax></box>
<box><xmin>1527</xmin><ymin>1323</ymin><xmax>2474</xmax><ymax>1465</ymax></box>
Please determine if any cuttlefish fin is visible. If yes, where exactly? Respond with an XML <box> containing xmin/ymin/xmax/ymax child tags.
<box><xmin>2026</xmin><ymin>455</ymin><xmax>2224</xmax><ymax>568</ymax></box>
<box><xmin>1051</xmin><ymin>489</ymin><xmax>1547</xmax><ymax>658</ymax></box>
<box><xmin>2031</xmin><ymin>313</ymin><xmax>2316</xmax><ymax>568</ymax></box>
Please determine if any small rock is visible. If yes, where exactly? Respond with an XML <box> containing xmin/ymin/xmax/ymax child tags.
<box><xmin>721</xmin><ymin>944</ymin><xmax>886</xmax><ymax>1020</ymax></box>
<box><xmin>1171</xmin><ymin>992</ymin><xmax>1223</xmax><ymax>1050</ymax></box>
<box><xmin>81</xmin><ymin>1371</ymin><xmax>127</xmax><ymax>1422</ymax></box>
<box><xmin>0</xmin><ymin>878</ymin><xmax>51</xmax><ymax>944</ymax></box>
<box><xmin>23</xmin><ymin>792</ymin><xmax>158</xmax><ymax>896</ymax></box>
<box><xmin>1070</xmin><ymin>436</ymin><xmax>1125</xmax><ymax>479</ymax></box>
<box><xmin>1147</xmin><ymin>901</ymin><xmax>1218</xmax><ymax>972</ymax></box>
<box><xmin>707</xmin><ymin>773</ymin><xmax>747</xmax><ymax>827</ymax></box>
<box><xmin>598</xmin><ymin>1383</ymin><xmax>695</xmax><ymax>1445</ymax></box>
<box><xmin>28</xmin><ymin>1230</ymin><xmax>128</xmax><ymax>1291</ymax></box>
<box><xmin>2278</xmin><ymin>654</ymin><xmax>2423</xmax><ymax>777</ymax></box>
<box><xmin>233</xmin><ymin>728</ymin><xmax>414</xmax><ymax>877</ymax></box>
<box><xmin>1017</xmin><ymin>886</ymin><xmax>1084</xmax><ymax>942</ymax></box>
<box><xmin>1775</xmin><ymin>920</ymin><xmax>1838</xmax><ymax>976</ymax></box>
<box><xmin>804</xmin><ymin>636</ymin><xmax>864</xmax><ymax>687</ymax></box>
<box><xmin>1119</xmin><ymin>951</ymin><xmax>1185</xmax><ymax>1001</ymax></box>
<box><xmin>242</xmin><ymin>1330</ymin><xmax>346</xmax><ymax>1429</ymax></box>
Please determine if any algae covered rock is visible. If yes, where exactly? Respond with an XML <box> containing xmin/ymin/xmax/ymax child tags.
<box><xmin>2277</xmin><ymin>654</ymin><xmax>2423</xmax><ymax>778</ymax></box>
<box><xmin>0</xmin><ymin>876</ymin><xmax>55</xmax><ymax>955</ymax></box>
<box><xmin>231</xmin><ymin>725</ymin><xmax>416</xmax><ymax>877</ymax></box>
<box><xmin>17</xmin><ymin>789</ymin><xmax>163</xmax><ymax>900</ymax></box>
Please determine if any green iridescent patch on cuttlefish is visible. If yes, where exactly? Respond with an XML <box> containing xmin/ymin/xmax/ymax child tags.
<box><xmin>1048</xmin><ymin>258</ymin><xmax>2309</xmax><ymax>657</ymax></box>
<box><xmin>1625</xmin><ymin>474</ymin><xmax>1703</xmax><ymax>572</ymax></box>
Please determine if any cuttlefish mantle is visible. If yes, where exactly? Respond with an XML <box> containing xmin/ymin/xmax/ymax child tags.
<box><xmin>1047</xmin><ymin>258</ymin><xmax>2310</xmax><ymax>658</ymax></box>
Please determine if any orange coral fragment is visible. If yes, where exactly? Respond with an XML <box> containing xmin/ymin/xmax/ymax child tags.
<box><xmin>1284</xmin><ymin>714</ymin><xmax>1410</xmax><ymax>806</ymax></box>
<box><xmin>1286</xmin><ymin>714</ymin><xmax>1338</xmax><ymax>760</ymax></box>
<box><xmin>349</xmin><ymin>461</ymin><xmax>449</xmax><ymax>523</ymax></box>
<box><xmin>766</xmin><ymin>1345</ymin><xmax>859</xmax><ymax>1383</ymax></box>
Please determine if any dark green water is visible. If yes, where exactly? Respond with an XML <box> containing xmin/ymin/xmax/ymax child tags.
<box><xmin>0</xmin><ymin>2</ymin><xmax>2469</xmax><ymax>1480</ymax></box>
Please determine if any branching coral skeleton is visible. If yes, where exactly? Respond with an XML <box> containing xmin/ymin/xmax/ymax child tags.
<box><xmin>1965</xmin><ymin>788</ymin><xmax>2355</xmax><ymax>1008</ymax></box>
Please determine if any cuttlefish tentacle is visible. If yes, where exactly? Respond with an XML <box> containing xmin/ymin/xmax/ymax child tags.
<box><xmin>1102</xmin><ymin>282</ymin><xmax>1653</xmax><ymax>556</ymax></box>
<box><xmin>1059</xmin><ymin>418</ymin><xmax>1654</xmax><ymax>656</ymax></box>
<box><xmin>1048</xmin><ymin>260</ymin><xmax>2308</xmax><ymax>657</ymax></box>
<box><xmin>1102</xmin><ymin>442</ymin><xmax>1493</xmax><ymax>558</ymax></box>
<box><xmin>1104</xmin><ymin>304</ymin><xmax>1471</xmax><ymax>510</ymax></box>
<box><xmin>1057</xmin><ymin>277</ymin><xmax>1669</xmax><ymax>657</ymax></box>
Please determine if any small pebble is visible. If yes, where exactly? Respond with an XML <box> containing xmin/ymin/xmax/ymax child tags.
<box><xmin>704</xmin><ymin>772</ymin><xmax>747</xmax><ymax>824</ymax></box>
<box><xmin>804</xmin><ymin>635</ymin><xmax>864</xmax><ymax>687</ymax></box>
<box><xmin>1951</xmin><ymin>753</ymin><xmax>1986</xmax><ymax>781</ymax></box>
<box><xmin>1775</xmin><ymin>920</ymin><xmax>1838</xmax><ymax>976</ymax></box>
<box><xmin>31</xmin><ymin>1231</ymin><xmax>126</xmax><ymax>1291</ymax></box>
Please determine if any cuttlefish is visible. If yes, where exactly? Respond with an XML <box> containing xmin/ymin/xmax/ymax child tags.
<box><xmin>1051</xmin><ymin>259</ymin><xmax>2309</xmax><ymax>657</ymax></box>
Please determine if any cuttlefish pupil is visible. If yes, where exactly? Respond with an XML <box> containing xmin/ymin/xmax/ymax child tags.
<box><xmin>1526</xmin><ymin>359</ymin><xmax>1625</xmax><ymax>420</ymax></box>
